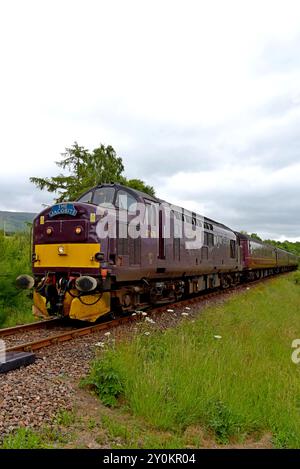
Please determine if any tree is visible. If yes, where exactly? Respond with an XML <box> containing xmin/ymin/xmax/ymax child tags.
<box><xmin>30</xmin><ymin>142</ymin><xmax>155</xmax><ymax>202</ymax></box>
<box><xmin>123</xmin><ymin>178</ymin><xmax>155</xmax><ymax>197</ymax></box>
<box><xmin>250</xmin><ymin>233</ymin><xmax>262</xmax><ymax>241</ymax></box>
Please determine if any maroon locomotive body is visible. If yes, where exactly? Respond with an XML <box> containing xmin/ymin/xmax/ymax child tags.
<box><xmin>17</xmin><ymin>183</ymin><xmax>298</xmax><ymax>322</ymax></box>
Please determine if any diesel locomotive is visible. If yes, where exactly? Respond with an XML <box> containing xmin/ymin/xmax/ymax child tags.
<box><xmin>17</xmin><ymin>183</ymin><xmax>299</xmax><ymax>322</ymax></box>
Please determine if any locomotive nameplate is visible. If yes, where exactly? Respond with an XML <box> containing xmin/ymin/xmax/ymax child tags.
<box><xmin>49</xmin><ymin>203</ymin><xmax>78</xmax><ymax>218</ymax></box>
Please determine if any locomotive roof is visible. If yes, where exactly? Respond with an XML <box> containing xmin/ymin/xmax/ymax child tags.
<box><xmin>100</xmin><ymin>184</ymin><xmax>235</xmax><ymax>234</ymax></box>
<box><xmin>95</xmin><ymin>183</ymin><xmax>159</xmax><ymax>203</ymax></box>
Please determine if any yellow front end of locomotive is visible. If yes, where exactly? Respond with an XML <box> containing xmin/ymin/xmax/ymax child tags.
<box><xmin>32</xmin><ymin>242</ymin><xmax>111</xmax><ymax>321</ymax></box>
<box><xmin>68</xmin><ymin>293</ymin><xmax>111</xmax><ymax>322</ymax></box>
<box><xmin>33</xmin><ymin>243</ymin><xmax>101</xmax><ymax>269</ymax></box>
<box><xmin>33</xmin><ymin>289</ymin><xmax>111</xmax><ymax>322</ymax></box>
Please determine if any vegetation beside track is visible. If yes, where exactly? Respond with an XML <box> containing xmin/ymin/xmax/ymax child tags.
<box><xmin>82</xmin><ymin>272</ymin><xmax>300</xmax><ymax>448</ymax></box>
<box><xmin>0</xmin><ymin>231</ymin><xmax>33</xmax><ymax>327</ymax></box>
<box><xmin>2</xmin><ymin>273</ymin><xmax>300</xmax><ymax>449</ymax></box>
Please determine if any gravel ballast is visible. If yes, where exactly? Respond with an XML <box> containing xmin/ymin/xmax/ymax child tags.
<box><xmin>0</xmin><ymin>288</ymin><xmax>247</xmax><ymax>440</ymax></box>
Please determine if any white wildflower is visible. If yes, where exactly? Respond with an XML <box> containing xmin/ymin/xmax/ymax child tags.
<box><xmin>144</xmin><ymin>332</ymin><xmax>150</xmax><ymax>336</ymax></box>
<box><xmin>95</xmin><ymin>342</ymin><xmax>105</xmax><ymax>348</ymax></box>
<box><xmin>131</xmin><ymin>312</ymin><xmax>137</xmax><ymax>316</ymax></box>
<box><xmin>142</xmin><ymin>312</ymin><xmax>148</xmax><ymax>316</ymax></box>
<box><xmin>135</xmin><ymin>310</ymin><xmax>143</xmax><ymax>314</ymax></box>
<box><xmin>185</xmin><ymin>307</ymin><xmax>191</xmax><ymax>311</ymax></box>
<box><xmin>181</xmin><ymin>312</ymin><xmax>189</xmax><ymax>317</ymax></box>
<box><xmin>214</xmin><ymin>335</ymin><xmax>222</xmax><ymax>339</ymax></box>
<box><xmin>167</xmin><ymin>309</ymin><xmax>174</xmax><ymax>313</ymax></box>
<box><xmin>145</xmin><ymin>317</ymin><xmax>155</xmax><ymax>324</ymax></box>
<box><xmin>104</xmin><ymin>332</ymin><xmax>111</xmax><ymax>337</ymax></box>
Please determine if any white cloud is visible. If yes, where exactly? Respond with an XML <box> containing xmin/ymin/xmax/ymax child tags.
<box><xmin>0</xmin><ymin>0</ymin><xmax>300</xmax><ymax>239</ymax></box>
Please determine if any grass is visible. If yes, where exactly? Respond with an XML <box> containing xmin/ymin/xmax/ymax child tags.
<box><xmin>3</xmin><ymin>272</ymin><xmax>300</xmax><ymax>449</ymax></box>
<box><xmin>1</xmin><ymin>428</ymin><xmax>44</xmax><ymax>449</ymax></box>
<box><xmin>55</xmin><ymin>409</ymin><xmax>77</xmax><ymax>426</ymax></box>
<box><xmin>0</xmin><ymin>231</ymin><xmax>34</xmax><ymax>327</ymax></box>
<box><xmin>85</xmin><ymin>272</ymin><xmax>300</xmax><ymax>447</ymax></box>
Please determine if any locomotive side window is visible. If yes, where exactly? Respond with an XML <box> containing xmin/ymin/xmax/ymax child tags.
<box><xmin>77</xmin><ymin>191</ymin><xmax>93</xmax><ymax>203</ymax></box>
<box><xmin>204</xmin><ymin>232</ymin><xmax>214</xmax><ymax>247</ymax></box>
<box><xmin>93</xmin><ymin>187</ymin><xmax>115</xmax><ymax>206</ymax></box>
<box><xmin>208</xmin><ymin>233</ymin><xmax>214</xmax><ymax>247</ymax></box>
<box><xmin>116</xmin><ymin>190</ymin><xmax>137</xmax><ymax>214</ymax></box>
<box><xmin>230</xmin><ymin>240</ymin><xmax>236</xmax><ymax>258</ymax></box>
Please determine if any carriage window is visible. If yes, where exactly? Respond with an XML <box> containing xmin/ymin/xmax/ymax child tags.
<box><xmin>77</xmin><ymin>191</ymin><xmax>93</xmax><ymax>203</ymax></box>
<box><xmin>93</xmin><ymin>187</ymin><xmax>115</xmax><ymax>206</ymax></box>
<box><xmin>116</xmin><ymin>190</ymin><xmax>137</xmax><ymax>214</ymax></box>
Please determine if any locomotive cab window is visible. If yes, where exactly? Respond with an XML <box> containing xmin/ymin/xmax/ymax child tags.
<box><xmin>116</xmin><ymin>190</ymin><xmax>137</xmax><ymax>214</ymax></box>
<box><xmin>93</xmin><ymin>187</ymin><xmax>115</xmax><ymax>207</ymax></box>
<box><xmin>77</xmin><ymin>191</ymin><xmax>93</xmax><ymax>203</ymax></box>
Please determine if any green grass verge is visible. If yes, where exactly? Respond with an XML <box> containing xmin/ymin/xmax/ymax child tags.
<box><xmin>85</xmin><ymin>273</ymin><xmax>300</xmax><ymax>447</ymax></box>
<box><xmin>0</xmin><ymin>231</ymin><xmax>34</xmax><ymax>327</ymax></box>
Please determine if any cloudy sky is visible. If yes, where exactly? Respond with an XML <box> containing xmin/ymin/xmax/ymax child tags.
<box><xmin>1</xmin><ymin>0</ymin><xmax>300</xmax><ymax>240</ymax></box>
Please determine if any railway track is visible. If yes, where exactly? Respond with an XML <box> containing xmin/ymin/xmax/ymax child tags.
<box><xmin>1</xmin><ymin>271</ymin><xmax>292</xmax><ymax>355</ymax></box>
<box><xmin>0</xmin><ymin>318</ymin><xmax>61</xmax><ymax>338</ymax></box>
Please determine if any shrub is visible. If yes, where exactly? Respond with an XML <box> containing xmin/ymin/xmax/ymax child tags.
<box><xmin>83</xmin><ymin>353</ymin><xmax>124</xmax><ymax>407</ymax></box>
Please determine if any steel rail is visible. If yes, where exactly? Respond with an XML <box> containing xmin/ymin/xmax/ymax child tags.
<box><xmin>3</xmin><ymin>271</ymin><xmax>293</xmax><ymax>354</ymax></box>
<box><xmin>0</xmin><ymin>318</ymin><xmax>61</xmax><ymax>338</ymax></box>
<box><xmin>5</xmin><ymin>316</ymin><xmax>134</xmax><ymax>353</ymax></box>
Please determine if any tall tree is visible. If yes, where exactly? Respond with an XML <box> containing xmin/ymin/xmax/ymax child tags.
<box><xmin>250</xmin><ymin>233</ymin><xmax>262</xmax><ymax>241</ymax></box>
<box><xmin>30</xmin><ymin>142</ymin><xmax>155</xmax><ymax>202</ymax></box>
<box><xmin>122</xmin><ymin>178</ymin><xmax>155</xmax><ymax>197</ymax></box>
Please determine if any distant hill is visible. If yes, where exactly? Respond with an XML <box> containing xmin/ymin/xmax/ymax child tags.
<box><xmin>0</xmin><ymin>211</ymin><xmax>36</xmax><ymax>233</ymax></box>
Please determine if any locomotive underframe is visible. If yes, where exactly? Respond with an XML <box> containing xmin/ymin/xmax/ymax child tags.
<box><xmin>31</xmin><ymin>264</ymin><xmax>296</xmax><ymax>322</ymax></box>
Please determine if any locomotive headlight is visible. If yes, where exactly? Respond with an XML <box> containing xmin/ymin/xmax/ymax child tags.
<box><xmin>58</xmin><ymin>245</ymin><xmax>65</xmax><ymax>255</ymax></box>
<box><xmin>75</xmin><ymin>276</ymin><xmax>98</xmax><ymax>292</ymax></box>
<box><xmin>16</xmin><ymin>275</ymin><xmax>35</xmax><ymax>290</ymax></box>
<box><xmin>46</xmin><ymin>227</ymin><xmax>53</xmax><ymax>235</ymax></box>
<box><xmin>75</xmin><ymin>226</ymin><xmax>82</xmax><ymax>234</ymax></box>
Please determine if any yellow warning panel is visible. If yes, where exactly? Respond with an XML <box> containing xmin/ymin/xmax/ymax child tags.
<box><xmin>69</xmin><ymin>293</ymin><xmax>111</xmax><ymax>322</ymax></box>
<box><xmin>32</xmin><ymin>291</ymin><xmax>49</xmax><ymax>318</ymax></box>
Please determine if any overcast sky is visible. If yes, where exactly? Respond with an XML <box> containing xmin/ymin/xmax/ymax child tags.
<box><xmin>1</xmin><ymin>0</ymin><xmax>300</xmax><ymax>240</ymax></box>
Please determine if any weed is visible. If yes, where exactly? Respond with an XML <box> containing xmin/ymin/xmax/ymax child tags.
<box><xmin>83</xmin><ymin>354</ymin><xmax>124</xmax><ymax>407</ymax></box>
<box><xmin>88</xmin><ymin>418</ymin><xmax>97</xmax><ymax>430</ymax></box>
<box><xmin>55</xmin><ymin>410</ymin><xmax>77</xmax><ymax>426</ymax></box>
<box><xmin>1</xmin><ymin>428</ymin><xmax>43</xmax><ymax>449</ymax></box>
